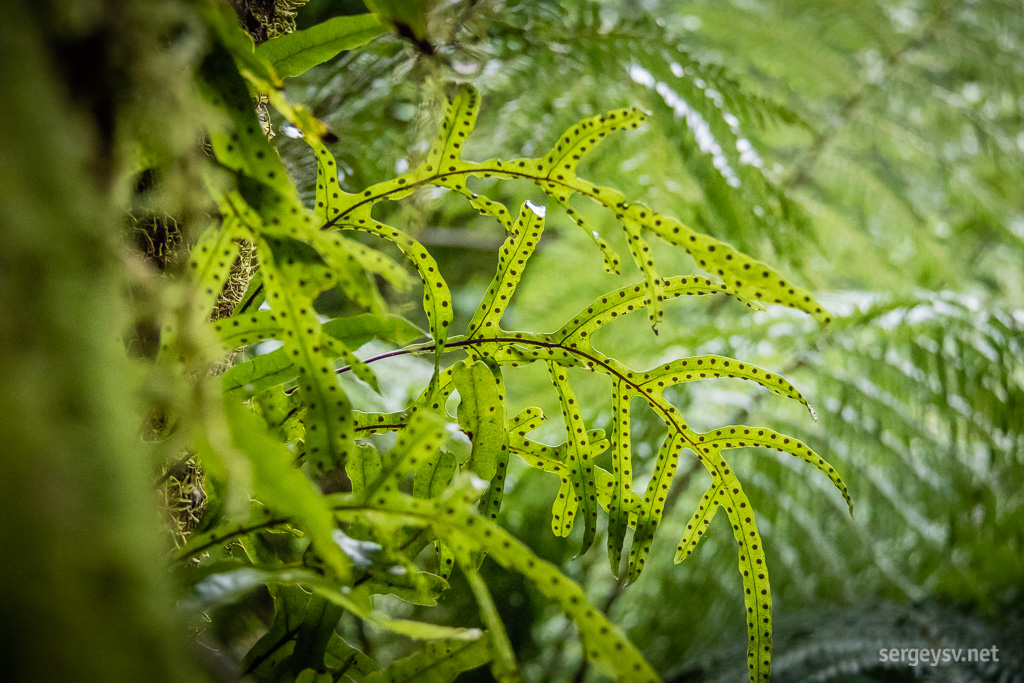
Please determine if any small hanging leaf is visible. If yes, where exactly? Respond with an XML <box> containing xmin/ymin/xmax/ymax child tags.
<box><xmin>452</xmin><ymin>359</ymin><xmax>505</xmax><ymax>481</ymax></box>
<box><xmin>340</xmin><ymin>237</ymin><xmax>414</xmax><ymax>292</ymax></box>
<box><xmin>414</xmin><ymin>450</ymin><xmax>457</xmax><ymax>499</ymax></box>
<box><xmin>347</xmin><ymin>444</ymin><xmax>383</xmax><ymax>500</ymax></box>
<box><xmin>357</xmin><ymin>569</ymin><xmax>449</xmax><ymax>607</ymax></box>
<box><xmin>555</xmin><ymin>198</ymin><xmax>621</xmax><ymax>273</ymax></box>
<box><xmin>255</xmin><ymin>14</ymin><xmax>385</xmax><ymax>78</ymax></box>
<box><xmin>221</xmin><ymin>313</ymin><xmax>421</xmax><ymax>395</ymax></box>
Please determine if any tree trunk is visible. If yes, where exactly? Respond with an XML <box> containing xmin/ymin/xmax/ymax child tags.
<box><xmin>0</xmin><ymin>2</ymin><xmax>194</xmax><ymax>680</ymax></box>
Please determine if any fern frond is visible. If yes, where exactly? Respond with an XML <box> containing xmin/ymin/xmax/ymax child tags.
<box><xmin>314</xmin><ymin>84</ymin><xmax>829</xmax><ymax>328</ymax></box>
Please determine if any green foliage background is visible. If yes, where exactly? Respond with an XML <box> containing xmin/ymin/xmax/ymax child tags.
<box><xmin>1</xmin><ymin>0</ymin><xmax>1021</xmax><ymax>682</ymax></box>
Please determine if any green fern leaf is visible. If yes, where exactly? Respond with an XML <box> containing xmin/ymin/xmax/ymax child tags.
<box><xmin>346</xmin><ymin>218</ymin><xmax>452</xmax><ymax>357</ymax></box>
<box><xmin>363</xmin><ymin>409</ymin><xmax>447</xmax><ymax>504</ymax></box>
<box><xmin>219</xmin><ymin>400</ymin><xmax>353</xmax><ymax>581</ymax></box>
<box><xmin>362</xmin><ymin>638</ymin><xmax>491</xmax><ymax>683</ymax></box>
<box><xmin>512</xmin><ymin>438</ymin><xmax>578</xmax><ymax>539</ymax></box>
<box><xmin>414</xmin><ymin>449</ymin><xmax>457</xmax><ymax>500</ymax></box>
<box><xmin>508</xmin><ymin>406</ymin><xmax>545</xmax><ymax>435</ymax></box>
<box><xmin>554</xmin><ymin>275</ymin><xmax>760</xmax><ymax>347</ymax></box>
<box><xmin>475</xmin><ymin>359</ymin><xmax>511</xmax><ymax>521</ymax></box>
<box><xmin>308</xmin><ymin>139</ymin><xmax>450</xmax><ymax>348</ymax></box>
<box><xmin>506</xmin><ymin>408</ymin><xmax>588</xmax><ymax>534</ymax></box>
<box><xmin>462</xmin><ymin>566</ymin><xmax>520</xmax><ymax>682</ymax></box>
<box><xmin>674</xmin><ymin>479</ymin><xmax>725</xmax><ymax>563</ymax></box>
<box><xmin>467</xmin><ymin>202</ymin><xmax>546</xmax><ymax>338</ymax></box>
<box><xmin>196</xmin><ymin>42</ymin><xmax>295</xmax><ymax>196</ymax></box>
<box><xmin>178</xmin><ymin>492</ymin><xmax>659</xmax><ymax>682</ymax></box>
<box><xmin>213</xmin><ymin>310</ymin><xmax>280</xmax><ymax>350</ymax></box>
<box><xmin>424</xmin><ymin>87</ymin><xmax>515</xmax><ymax>231</ymax></box>
<box><xmin>607</xmin><ymin>379</ymin><xmax>635</xmax><ymax>575</ymax></box>
<box><xmin>354</xmin><ymin>410</ymin><xmax>408</xmax><ymax>435</ymax></box>
<box><xmin>697</xmin><ymin>426</ymin><xmax>853</xmax><ymax>515</ymax></box>
<box><xmin>647</xmin><ymin>213</ymin><xmax>832</xmax><ymax>324</ymax></box>
<box><xmin>187</xmin><ymin>218</ymin><xmax>245</xmax><ymax>320</ymax></box>
<box><xmin>435</xmin><ymin>540</ymin><xmax>456</xmax><ymax>582</ymax></box>
<box><xmin>258</xmin><ymin>248</ymin><xmax>355</xmax><ymax>472</ymax></box>
<box><xmin>308</xmin><ymin>137</ymin><xmax>356</xmax><ymax>217</ymax></box>
<box><xmin>183</xmin><ymin>67</ymin><xmax>853</xmax><ymax>683</ymax></box>
<box><xmin>427</xmin><ymin>83</ymin><xmax>481</xmax><ymax>165</ymax></box>
<box><xmin>730</xmin><ymin>497</ymin><xmax>773</xmax><ymax>682</ymax></box>
<box><xmin>254</xmin><ymin>13</ymin><xmax>385</xmax><ymax>79</ymax></box>
<box><xmin>452</xmin><ymin>359</ymin><xmax>505</xmax><ymax>481</ymax></box>
<box><xmin>628</xmin><ymin>433</ymin><xmax>685</xmax><ymax>582</ymax></box>
<box><xmin>536</xmin><ymin>106</ymin><xmax>648</xmax><ymax>175</ymax></box>
<box><xmin>635</xmin><ymin>356</ymin><xmax>813</xmax><ymax>415</ymax></box>
<box><xmin>547</xmin><ymin>362</ymin><xmax>599</xmax><ymax>555</ymax></box>
<box><xmin>346</xmin><ymin>443</ymin><xmax>382</xmax><ymax>500</ymax></box>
